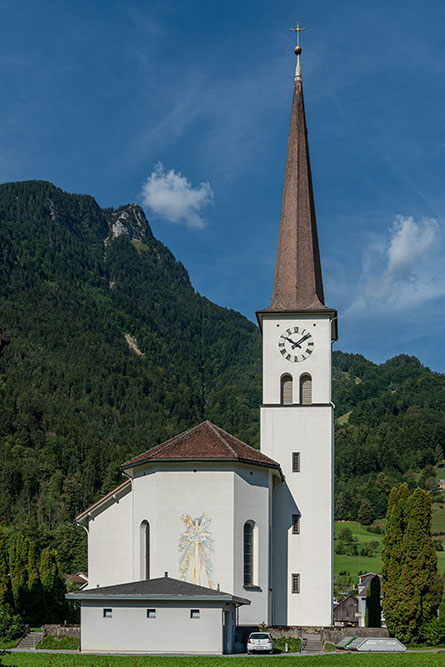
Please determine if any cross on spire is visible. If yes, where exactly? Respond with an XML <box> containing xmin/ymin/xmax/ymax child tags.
<box><xmin>290</xmin><ymin>21</ymin><xmax>306</xmax><ymax>47</ymax></box>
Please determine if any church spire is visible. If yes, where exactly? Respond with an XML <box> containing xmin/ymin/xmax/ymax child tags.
<box><xmin>264</xmin><ymin>30</ymin><xmax>328</xmax><ymax>314</ymax></box>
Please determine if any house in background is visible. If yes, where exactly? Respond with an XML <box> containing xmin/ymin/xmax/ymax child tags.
<box><xmin>65</xmin><ymin>572</ymin><xmax>88</xmax><ymax>590</ymax></box>
<box><xmin>334</xmin><ymin>573</ymin><xmax>383</xmax><ymax>628</ymax></box>
<box><xmin>334</xmin><ymin>594</ymin><xmax>360</xmax><ymax>626</ymax></box>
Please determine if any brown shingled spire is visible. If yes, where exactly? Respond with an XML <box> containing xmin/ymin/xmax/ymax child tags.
<box><xmin>263</xmin><ymin>45</ymin><xmax>328</xmax><ymax>313</ymax></box>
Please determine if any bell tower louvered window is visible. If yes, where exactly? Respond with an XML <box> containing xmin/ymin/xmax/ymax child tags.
<box><xmin>281</xmin><ymin>374</ymin><xmax>293</xmax><ymax>405</ymax></box>
<box><xmin>300</xmin><ymin>373</ymin><xmax>312</xmax><ymax>405</ymax></box>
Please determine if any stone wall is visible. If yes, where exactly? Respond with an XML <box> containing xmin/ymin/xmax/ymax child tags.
<box><xmin>42</xmin><ymin>624</ymin><xmax>80</xmax><ymax>638</ymax></box>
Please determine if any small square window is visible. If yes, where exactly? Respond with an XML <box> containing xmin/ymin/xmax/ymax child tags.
<box><xmin>292</xmin><ymin>514</ymin><xmax>300</xmax><ymax>535</ymax></box>
<box><xmin>103</xmin><ymin>608</ymin><xmax>112</xmax><ymax>618</ymax></box>
<box><xmin>292</xmin><ymin>452</ymin><xmax>300</xmax><ymax>472</ymax></box>
<box><xmin>190</xmin><ymin>609</ymin><xmax>200</xmax><ymax>619</ymax></box>
<box><xmin>147</xmin><ymin>609</ymin><xmax>156</xmax><ymax>619</ymax></box>
<box><xmin>292</xmin><ymin>573</ymin><xmax>300</xmax><ymax>594</ymax></box>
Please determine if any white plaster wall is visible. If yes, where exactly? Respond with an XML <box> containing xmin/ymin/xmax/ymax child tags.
<box><xmin>262</xmin><ymin>406</ymin><xmax>333</xmax><ymax>626</ymax></box>
<box><xmin>262</xmin><ymin>314</ymin><xmax>332</xmax><ymax>405</ymax></box>
<box><xmin>80</xmin><ymin>599</ymin><xmax>226</xmax><ymax>653</ymax></box>
<box><xmin>233</xmin><ymin>466</ymin><xmax>271</xmax><ymax>625</ymax></box>
<box><xmin>131</xmin><ymin>464</ymin><xmax>235</xmax><ymax>591</ymax></box>
<box><xmin>87</xmin><ymin>486</ymin><xmax>133</xmax><ymax>588</ymax></box>
<box><xmin>131</xmin><ymin>462</ymin><xmax>272</xmax><ymax>626</ymax></box>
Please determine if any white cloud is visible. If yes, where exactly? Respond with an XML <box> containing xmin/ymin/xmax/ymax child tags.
<box><xmin>346</xmin><ymin>215</ymin><xmax>445</xmax><ymax>315</ymax></box>
<box><xmin>140</xmin><ymin>162</ymin><xmax>213</xmax><ymax>230</ymax></box>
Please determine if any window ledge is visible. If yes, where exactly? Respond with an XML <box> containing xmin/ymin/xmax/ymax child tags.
<box><xmin>243</xmin><ymin>584</ymin><xmax>262</xmax><ymax>592</ymax></box>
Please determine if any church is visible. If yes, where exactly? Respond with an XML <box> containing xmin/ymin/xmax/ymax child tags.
<box><xmin>71</xmin><ymin>36</ymin><xmax>337</xmax><ymax>653</ymax></box>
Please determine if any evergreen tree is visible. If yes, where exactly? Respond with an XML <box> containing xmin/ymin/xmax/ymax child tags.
<box><xmin>365</xmin><ymin>575</ymin><xmax>381</xmax><ymax>627</ymax></box>
<box><xmin>9</xmin><ymin>535</ymin><xmax>28</xmax><ymax>616</ymax></box>
<box><xmin>382</xmin><ymin>484</ymin><xmax>441</xmax><ymax>643</ymax></box>
<box><xmin>25</xmin><ymin>541</ymin><xmax>43</xmax><ymax>626</ymax></box>
<box><xmin>357</xmin><ymin>499</ymin><xmax>375</xmax><ymax>526</ymax></box>
<box><xmin>382</xmin><ymin>483</ymin><xmax>409</xmax><ymax>638</ymax></box>
<box><xmin>40</xmin><ymin>548</ymin><xmax>67</xmax><ymax>623</ymax></box>
<box><xmin>0</xmin><ymin>527</ymin><xmax>12</xmax><ymax>608</ymax></box>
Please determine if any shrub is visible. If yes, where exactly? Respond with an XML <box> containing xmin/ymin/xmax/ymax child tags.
<box><xmin>36</xmin><ymin>635</ymin><xmax>80</xmax><ymax>650</ymax></box>
<box><xmin>273</xmin><ymin>637</ymin><xmax>301</xmax><ymax>653</ymax></box>
<box><xmin>421</xmin><ymin>617</ymin><xmax>445</xmax><ymax>646</ymax></box>
<box><xmin>0</xmin><ymin>604</ymin><xmax>23</xmax><ymax>640</ymax></box>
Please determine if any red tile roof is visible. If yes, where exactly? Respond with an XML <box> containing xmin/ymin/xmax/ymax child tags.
<box><xmin>122</xmin><ymin>420</ymin><xmax>280</xmax><ymax>470</ymax></box>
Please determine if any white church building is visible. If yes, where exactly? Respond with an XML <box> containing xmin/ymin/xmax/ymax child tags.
<box><xmin>70</xmin><ymin>40</ymin><xmax>338</xmax><ymax>653</ymax></box>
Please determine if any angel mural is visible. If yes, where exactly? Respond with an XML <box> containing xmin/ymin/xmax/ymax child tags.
<box><xmin>178</xmin><ymin>512</ymin><xmax>215</xmax><ymax>588</ymax></box>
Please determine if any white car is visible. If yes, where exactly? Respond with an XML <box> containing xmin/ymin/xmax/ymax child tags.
<box><xmin>247</xmin><ymin>632</ymin><xmax>274</xmax><ymax>654</ymax></box>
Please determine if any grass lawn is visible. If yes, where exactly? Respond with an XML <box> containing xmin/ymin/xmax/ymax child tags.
<box><xmin>3</xmin><ymin>653</ymin><xmax>445</xmax><ymax>666</ymax></box>
<box><xmin>36</xmin><ymin>636</ymin><xmax>80</xmax><ymax>651</ymax></box>
<box><xmin>334</xmin><ymin>517</ymin><xmax>445</xmax><ymax>582</ymax></box>
<box><xmin>432</xmin><ymin>502</ymin><xmax>445</xmax><ymax>535</ymax></box>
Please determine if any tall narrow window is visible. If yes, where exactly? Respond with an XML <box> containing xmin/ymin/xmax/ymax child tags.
<box><xmin>300</xmin><ymin>374</ymin><xmax>312</xmax><ymax>405</ymax></box>
<box><xmin>292</xmin><ymin>452</ymin><xmax>300</xmax><ymax>472</ymax></box>
<box><xmin>281</xmin><ymin>374</ymin><xmax>293</xmax><ymax>405</ymax></box>
<box><xmin>243</xmin><ymin>521</ymin><xmax>254</xmax><ymax>586</ymax></box>
<box><xmin>292</xmin><ymin>573</ymin><xmax>300</xmax><ymax>594</ymax></box>
<box><xmin>292</xmin><ymin>514</ymin><xmax>301</xmax><ymax>535</ymax></box>
<box><xmin>140</xmin><ymin>520</ymin><xmax>150</xmax><ymax>580</ymax></box>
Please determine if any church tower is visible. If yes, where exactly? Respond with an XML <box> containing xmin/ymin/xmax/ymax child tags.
<box><xmin>257</xmin><ymin>33</ymin><xmax>337</xmax><ymax>626</ymax></box>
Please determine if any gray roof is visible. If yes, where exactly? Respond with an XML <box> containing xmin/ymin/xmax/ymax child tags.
<box><xmin>67</xmin><ymin>575</ymin><xmax>250</xmax><ymax>606</ymax></box>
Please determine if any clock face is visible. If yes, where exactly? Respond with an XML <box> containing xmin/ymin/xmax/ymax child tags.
<box><xmin>278</xmin><ymin>326</ymin><xmax>314</xmax><ymax>362</ymax></box>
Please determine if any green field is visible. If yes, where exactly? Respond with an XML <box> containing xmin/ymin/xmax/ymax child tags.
<box><xmin>334</xmin><ymin>515</ymin><xmax>445</xmax><ymax>589</ymax></box>
<box><xmin>3</xmin><ymin>654</ymin><xmax>445</xmax><ymax>666</ymax></box>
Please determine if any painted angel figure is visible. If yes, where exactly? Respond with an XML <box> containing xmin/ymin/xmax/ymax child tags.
<box><xmin>178</xmin><ymin>512</ymin><xmax>215</xmax><ymax>588</ymax></box>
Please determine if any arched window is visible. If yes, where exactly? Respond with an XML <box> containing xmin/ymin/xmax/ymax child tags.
<box><xmin>281</xmin><ymin>374</ymin><xmax>293</xmax><ymax>405</ymax></box>
<box><xmin>243</xmin><ymin>521</ymin><xmax>254</xmax><ymax>586</ymax></box>
<box><xmin>140</xmin><ymin>520</ymin><xmax>150</xmax><ymax>580</ymax></box>
<box><xmin>300</xmin><ymin>373</ymin><xmax>312</xmax><ymax>405</ymax></box>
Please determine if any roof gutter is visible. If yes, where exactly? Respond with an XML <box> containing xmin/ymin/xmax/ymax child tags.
<box><xmin>121</xmin><ymin>456</ymin><xmax>281</xmax><ymax>473</ymax></box>
<box><xmin>66</xmin><ymin>593</ymin><xmax>250</xmax><ymax>605</ymax></box>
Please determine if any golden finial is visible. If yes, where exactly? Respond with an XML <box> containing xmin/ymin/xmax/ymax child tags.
<box><xmin>290</xmin><ymin>21</ymin><xmax>306</xmax><ymax>80</ymax></box>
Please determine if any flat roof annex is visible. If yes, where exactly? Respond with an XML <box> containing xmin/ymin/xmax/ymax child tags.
<box><xmin>67</xmin><ymin>575</ymin><xmax>250</xmax><ymax>606</ymax></box>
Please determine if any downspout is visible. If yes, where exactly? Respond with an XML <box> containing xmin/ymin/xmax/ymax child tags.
<box><xmin>122</xmin><ymin>470</ymin><xmax>134</xmax><ymax>579</ymax></box>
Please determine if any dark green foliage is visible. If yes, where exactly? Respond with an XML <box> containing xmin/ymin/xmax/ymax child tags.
<box><xmin>333</xmin><ymin>351</ymin><xmax>445</xmax><ymax>521</ymax></box>
<box><xmin>0</xmin><ymin>604</ymin><xmax>23</xmax><ymax>639</ymax></box>
<box><xmin>382</xmin><ymin>484</ymin><xmax>442</xmax><ymax>643</ymax></box>
<box><xmin>357</xmin><ymin>499</ymin><xmax>375</xmax><ymax>526</ymax></box>
<box><xmin>24</xmin><ymin>542</ymin><xmax>42</xmax><ymax>626</ymax></box>
<box><xmin>9</xmin><ymin>536</ymin><xmax>28</xmax><ymax>618</ymax></box>
<box><xmin>365</xmin><ymin>575</ymin><xmax>381</xmax><ymax>627</ymax></box>
<box><xmin>0</xmin><ymin>529</ymin><xmax>12</xmax><ymax>608</ymax></box>
<box><xmin>39</xmin><ymin>548</ymin><xmax>68</xmax><ymax>623</ymax></box>
<box><xmin>335</xmin><ymin>527</ymin><xmax>358</xmax><ymax>555</ymax></box>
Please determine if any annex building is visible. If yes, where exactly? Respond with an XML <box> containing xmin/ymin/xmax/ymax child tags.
<box><xmin>70</xmin><ymin>38</ymin><xmax>338</xmax><ymax>654</ymax></box>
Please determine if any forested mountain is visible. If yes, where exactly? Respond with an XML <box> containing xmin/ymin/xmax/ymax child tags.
<box><xmin>333</xmin><ymin>352</ymin><xmax>445</xmax><ymax>522</ymax></box>
<box><xmin>0</xmin><ymin>181</ymin><xmax>261</xmax><ymax>568</ymax></box>
<box><xmin>0</xmin><ymin>180</ymin><xmax>444</xmax><ymax>570</ymax></box>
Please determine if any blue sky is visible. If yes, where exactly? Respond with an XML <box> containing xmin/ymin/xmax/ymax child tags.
<box><xmin>1</xmin><ymin>0</ymin><xmax>445</xmax><ymax>372</ymax></box>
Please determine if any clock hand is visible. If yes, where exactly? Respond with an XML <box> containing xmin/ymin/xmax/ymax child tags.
<box><xmin>293</xmin><ymin>333</ymin><xmax>311</xmax><ymax>348</ymax></box>
<box><xmin>284</xmin><ymin>336</ymin><xmax>300</xmax><ymax>347</ymax></box>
